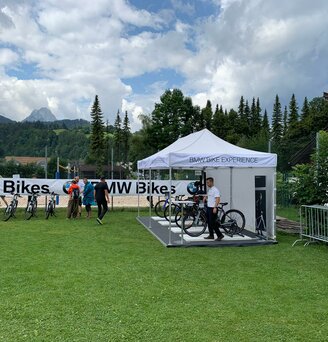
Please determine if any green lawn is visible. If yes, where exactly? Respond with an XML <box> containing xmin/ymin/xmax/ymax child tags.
<box><xmin>276</xmin><ymin>206</ymin><xmax>300</xmax><ymax>222</ymax></box>
<box><xmin>0</xmin><ymin>209</ymin><xmax>327</xmax><ymax>341</ymax></box>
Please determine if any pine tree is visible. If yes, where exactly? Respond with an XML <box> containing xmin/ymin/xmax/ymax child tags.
<box><xmin>262</xmin><ymin>109</ymin><xmax>270</xmax><ymax>134</ymax></box>
<box><xmin>237</xmin><ymin>96</ymin><xmax>247</xmax><ymax>135</ymax></box>
<box><xmin>288</xmin><ymin>93</ymin><xmax>299</xmax><ymax>132</ymax></box>
<box><xmin>271</xmin><ymin>94</ymin><xmax>283</xmax><ymax>146</ymax></box>
<box><xmin>212</xmin><ymin>104</ymin><xmax>226</xmax><ymax>139</ymax></box>
<box><xmin>122</xmin><ymin>110</ymin><xmax>131</xmax><ymax>166</ymax></box>
<box><xmin>282</xmin><ymin>105</ymin><xmax>288</xmax><ymax>137</ymax></box>
<box><xmin>90</xmin><ymin>95</ymin><xmax>105</xmax><ymax>176</ymax></box>
<box><xmin>114</xmin><ymin>110</ymin><xmax>122</xmax><ymax>168</ymax></box>
<box><xmin>300</xmin><ymin>97</ymin><xmax>310</xmax><ymax>121</ymax></box>
<box><xmin>250</xmin><ymin>97</ymin><xmax>262</xmax><ymax>136</ymax></box>
<box><xmin>244</xmin><ymin>100</ymin><xmax>251</xmax><ymax>136</ymax></box>
<box><xmin>225</xmin><ymin>109</ymin><xmax>239</xmax><ymax>144</ymax></box>
<box><xmin>201</xmin><ymin>100</ymin><xmax>213</xmax><ymax>130</ymax></box>
<box><xmin>300</xmin><ymin>97</ymin><xmax>311</xmax><ymax>134</ymax></box>
<box><xmin>180</xmin><ymin>97</ymin><xmax>194</xmax><ymax>136</ymax></box>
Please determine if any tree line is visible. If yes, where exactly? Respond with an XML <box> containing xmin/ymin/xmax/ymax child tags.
<box><xmin>1</xmin><ymin>90</ymin><xmax>328</xmax><ymax>181</ymax></box>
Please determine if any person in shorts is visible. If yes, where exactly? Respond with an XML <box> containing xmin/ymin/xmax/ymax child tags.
<box><xmin>82</xmin><ymin>177</ymin><xmax>94</xmax><ymax>219</ymax></box>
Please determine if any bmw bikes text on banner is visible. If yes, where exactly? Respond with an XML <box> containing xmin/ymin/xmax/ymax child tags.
<box><xmin>0</xmin><ymin>178</ymin><xmax>197</xmax><ymax>197</ymax></box>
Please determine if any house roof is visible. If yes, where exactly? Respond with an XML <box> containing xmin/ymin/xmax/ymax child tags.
<box><xmin>5</xmin><ymin>156</ymin><xmax>48</xmax><ymax>165</ymax></box>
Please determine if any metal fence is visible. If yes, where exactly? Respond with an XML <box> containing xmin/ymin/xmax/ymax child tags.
<box><xmin>293</xmin><ymin>205</ymin><xmax>328</xmax><ymax>246</ymax></box>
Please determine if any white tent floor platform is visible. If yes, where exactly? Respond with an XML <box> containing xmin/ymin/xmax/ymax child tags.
<box><xmin>137</xmin><ymin>216</ymin><xmax>277</xmax><ymax>248</ymax></box>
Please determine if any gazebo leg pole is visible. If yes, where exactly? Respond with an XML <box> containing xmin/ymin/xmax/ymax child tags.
<box><xmin>149</xmin><ymin>168</ymin><xmax>152</xmax><ymax>228</ymax></box>
<box><xmin>137</xmin><ymin>167</ymin><xmax>140</xmax><ymax>218</ymax></box>
<box><xmin>272</xmin><ymin>169</ymin><xmax>277</xmax><ymax>240</ymax></box>
<box><xmin>169</xmin><ymin>167</ymin><xmax>172</xmax><ymax>246</ymax></box>
<box><xmin>230</xmin><ymin>167</ymin><xmax>233</xmax><ymax>209</ymax></box>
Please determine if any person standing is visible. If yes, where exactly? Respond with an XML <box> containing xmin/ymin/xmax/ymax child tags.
<box><xmin>82</xmin><ymin>177</ymin><xmax>94</xmax><ymax>219</ymax></box>
<box><xmin>0</xmin><ymin>194</ymin><xmax>8</xmax><ymax>207</ymax></box>
<box><xmin>74</xmin><ymin>175</ymin><xmax>84</xmax><ymax>217</ymax></box>
<box><xmin>0</xmin><ymin>175</ymin><xmax>8</xmax><ymax>207</ymax></box>
<box><xmin>94</xmin><ymin>176</ymin><xmax>110</xmax><ymax>225</ymax></box>
<box><xmin>67</xmin><ymin>179</ymin><xmax>80</xmax><ymax>219</ymax></box>
<box><xmin>204</xmin><ymin>177</ymin><xmax>224</xmax><ymax>241</ymax></box>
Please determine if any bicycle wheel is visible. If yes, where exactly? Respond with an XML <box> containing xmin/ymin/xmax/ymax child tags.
<box><xmin>3</xmin><ymin>205</ymin><xmax>12</xmax><ymax>221</ymax></box>
<box><xmin>221</xmin><ymin>209</ymin><xmax>245</xmax><ymax>235</ymax></box>
<box><xmin>25</xmin><ymin>203</ymin><xmax>34</xmax><ymax>220</ymax></box>
<box><xmin>45</xmin><ymin>203</ymin><xmax>52</xmax><ymax>219</ymax></box>
<box><xmin>154</xmin><ymin>200</ymin><xmax>167</xmax><ymax>218</ymax></box>
<box><xmin>183</xmin><ymin>211</ymin><xmax>207</xmax><ymax>237</ymax></box>
<box><xmin>164</xmin><ymin>203</ymin><xmax>180</xmax><ymax>222</ymax></box>
<box><xmin>175</xmin><ymin>205</ymin><xmax>193</xmax><ymax>228</ymax></box>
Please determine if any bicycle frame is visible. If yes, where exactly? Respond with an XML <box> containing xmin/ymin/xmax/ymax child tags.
<box><xmin>3</xmin><ymin>193</ymin><xmax>21</xmax><ymax>221</ymax></box>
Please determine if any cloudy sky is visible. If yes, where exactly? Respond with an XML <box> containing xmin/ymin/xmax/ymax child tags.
<box><xmin>0</xmin><ymin>0</ymin><xmax>327</xmax><ymax>130</ymax></box>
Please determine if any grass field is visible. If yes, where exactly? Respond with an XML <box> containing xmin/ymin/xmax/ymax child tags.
<box><xmin>276</xmin><ymin>206</ymin><xmax>300</xmax><ymax>222</ymax></box>
<box><xmin>1</xmin><ymin>208</ymin><xmax>327</xmax><ymax>341</ymax></box>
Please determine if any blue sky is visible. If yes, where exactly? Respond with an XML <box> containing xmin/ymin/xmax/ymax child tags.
<box><xmin>0</xmin><ymin>0</ymin><xmax>328</xmax><ymax>130</ymax></box>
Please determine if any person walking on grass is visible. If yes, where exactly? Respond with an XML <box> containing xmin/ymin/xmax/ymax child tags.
<box><xmin>204</xmin><ymin>177</ymin><xmax>225</xmax><ymax>241</ymax></box>
<box><xmin>82</xmin><ymin>177</ymin><xmax>94</xmax><ymax>219</ymax></box>
<box><xmin>94</xmin><ymin>176</ymin><xmax>110</xmax><ymax>225</ymax></box>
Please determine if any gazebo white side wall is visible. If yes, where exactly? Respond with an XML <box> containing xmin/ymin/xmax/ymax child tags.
<box><xmin>206</xmin><ymin>167</ymin><xmax>276</xmax><ymax>238</ymax></box>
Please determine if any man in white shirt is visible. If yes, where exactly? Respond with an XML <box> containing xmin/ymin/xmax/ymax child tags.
<box><xmin>205</xmin><ymin>177</ymin><xmax>224</xmax><ymax>241</ymax></box>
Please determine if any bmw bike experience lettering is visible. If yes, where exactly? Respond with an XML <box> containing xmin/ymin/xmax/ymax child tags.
<box><xmin>0</xmin><ymin>178</ymin><xmax>195</xmax><ymax>196</ymax></box>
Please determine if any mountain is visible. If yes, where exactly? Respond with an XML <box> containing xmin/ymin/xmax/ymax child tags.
<box><xmin>23</xmin><ymin>107</ymin><xmax>57</xmax><ymax>122</ymax></box>
<box><xmin>0</xmin><ymin>114</ymin><xmax>15</xmax><ymax>123</ymax></box>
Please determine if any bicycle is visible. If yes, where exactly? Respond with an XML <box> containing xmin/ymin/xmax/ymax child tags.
<box><xmin>175</xmin><ymin>196</ymin><xmax>207</xmax><ymax>236</ymax></box>
<box><xmin>154</xmin><ymin>192</ymin><xmax>185</xmax><ymax>218</ymax></box>
<box><xmin>45</xmin><ymin>192</ymin><xmax>57</xmax><ymax>219</ymax></box>
<box><xmin>3</xmin><ymin>192</ymin><xmax>21</xmax><ymax>221</ymax></box>
<box><xmin>177</xmin><ymin>201</ymin><xmax>245</xmax><ymax>238</ymax></box>
<box><xmin>163</xmin><ymin>195</ymin><xmax>188</xmax><ymax>221</ymax></box>
<box><xmin>216</xmin><ymin>203</ymin><xmax>246</xmax><ymax>237</ymax></box>
<box><xmin>25</xmin><ymin>193</ymin><xmax>39</xmax><ymax>220</ymax></box>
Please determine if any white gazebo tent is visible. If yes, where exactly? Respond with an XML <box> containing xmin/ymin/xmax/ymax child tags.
<box><xmin>137</xmin><ymin>129</ymin><xmax>277</xmax><ymax>246</ymax></box>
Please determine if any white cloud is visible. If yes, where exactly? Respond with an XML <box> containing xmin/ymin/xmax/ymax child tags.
<box><xmin>170</xmin><ymin>0</ymin><xmax>195</xmax><ymax>16</ymax></box>
<box><xmin>182</xmin><ymin>0</ymin><xmax>328</xmax><ymax>112</ymax></box>
<box><xmin>0</xmin><ymin>0</ymin><xmax>327</xmax><ymax>130</ymax></box>
<box><xmin>121</xmin><ymin>98</ymin><xmax>143</xmax><ymax>131</ymax></box>
<box><xmin>0</xmin><ymin>48</ymin><xmax>18</xmax><ymax>66</ymax></box>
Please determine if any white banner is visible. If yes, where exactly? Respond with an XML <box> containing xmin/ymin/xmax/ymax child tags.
<box><xmin>170</xmin><ymin>153</ymin><xmax>277</xmax><ymax>168</ymax></box>
<box><xmin>0</xmin><ymin>178</ymin><xmax>196</xmax><ymax>196</ymax></box>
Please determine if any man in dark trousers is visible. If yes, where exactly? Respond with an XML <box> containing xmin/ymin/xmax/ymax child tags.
<box><xmin>94</xmin><ymin>176</ymin><xmax>110</xmax><ymax>225</ymax></box>
<box><xmin>204</xmin><ymin>177</ymin><xmax>224</xmax><ymax>241</ymax></box>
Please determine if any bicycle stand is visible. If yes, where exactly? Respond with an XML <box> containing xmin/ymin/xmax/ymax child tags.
<box><xmin>256</xmin><ymin>212</ymin><xmax>267</xmax><ymax>240</ymax></box>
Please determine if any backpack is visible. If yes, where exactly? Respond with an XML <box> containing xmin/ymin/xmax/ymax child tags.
<box><xmin>72</xmin><ymin>187</ymin><xmax>80</xmax><ymax>199</ymax></box>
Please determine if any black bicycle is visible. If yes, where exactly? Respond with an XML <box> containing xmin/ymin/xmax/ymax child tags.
<box><xmin>177</xmin><ymin>201</ymin><xmax>245</xmax><ymax>237</ymax></box>
<box><xmin>3</xmin><ymin>192</ymin><xmax>21</xmax><ymax>221</ymax></box>
<box><xmin>25</xmin><ymin>193</ymin><xmax>39</xmax><ymax>220</ymax></box>
<box><xmin>217</xmin><ymin>203</ymin><xmax>246</xmax><ymax>237</ymax></box>
<box><xmin>45</xmin><ymin>192</ymin><xmax>57</xmax><ymax>219</ymax></box>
